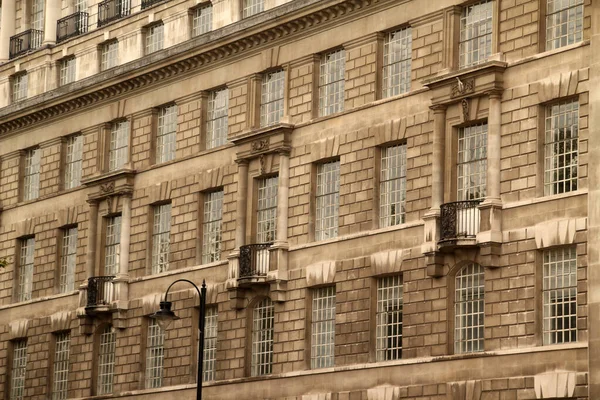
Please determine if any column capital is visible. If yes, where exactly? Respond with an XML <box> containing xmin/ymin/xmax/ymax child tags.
<box><xmin>486</xmin><ymin>89</ymin><xmax>504</xmax><ymax>99</ymax></box>
<box><xmin>235</xmin><ymin>158</ymin><xmax>250</xmax><ymax>166</ymax></box>
<box><xmin>430</xmin><ymin>104</ymin><xmax>448</xmax><ymax>113</ymax></box>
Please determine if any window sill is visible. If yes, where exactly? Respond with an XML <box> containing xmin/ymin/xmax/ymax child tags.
<box><xmin>507</xmin><ymin>40</ymin><xmax>589</xmax><ymax>69</ymax></box>
<box><xmin>502</xmin><ymin>188</ymin><xmax>588</xmax><ymax>210</ymax></box>
<box><xmin>129</xmin><ymin>259</ymin><xmax>228</xmax><ymax>283</ymax></box>
<box><xmin>0</xmin><ymin>290</ymin><xmax>78</xmax><ymax>311</ymax></box>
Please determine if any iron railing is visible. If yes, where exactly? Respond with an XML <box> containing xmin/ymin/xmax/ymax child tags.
<box><xmin>141</xmin><ymin>0</ymin><xmax>169</xmax><ymax>10</ymax></box>
<box><xmin>239</xmin><ymin>243</ymin><xmax>272</xmax><ymax>278</ymax></box>
<box><xmin>86</xmin><ymin>276</ymin><xmax>115</xmax><ymax>308</ymax></box>
<box><xmin>440</xmin><ymin>200</ymin><xmax>482</xmax><ymax>241</ymax></box>
<box><xmin>57</xmin><ymin>12</ymin><xmax>89</xmax><ymax>43</ymax></box>
<box><xmin>9</xmin><ymin>29</ymin><xmax>43</xmax><ymax>59</ymax></box>
<box><xmin>98</xmin><ymin>0</ymin><xmax>131</xmax><ymax>27</ymax></box>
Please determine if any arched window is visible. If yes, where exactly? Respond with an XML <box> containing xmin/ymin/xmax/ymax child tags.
<box><xmin>96</xmin><ymin>325</ymin><xmax>116</xmax><ymax>395</ymax></box>
<box><xmin>251</xmin><ymin>298</ymin><xmax>274</xmax><ymax>376</ymax></box>
<box><xmin>454</xmin><ymin>263</ymin><xmax>484</xmax><ymax>354</ymax></box>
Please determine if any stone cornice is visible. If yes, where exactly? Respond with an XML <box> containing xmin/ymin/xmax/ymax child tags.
<box><xmin>0</xmin><ymin>0</ymin><xmax>384</xmax><ymax>136</ymax></box>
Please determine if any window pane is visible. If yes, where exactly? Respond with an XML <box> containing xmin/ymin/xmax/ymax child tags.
<box><xmin>457</xmin><ymin>123</ymin><xmax>487</xmax><ymax>201</ymax></box>
<box><xmin>157</xmin><ymin>105</ymin><xmax>177</xmax><ymax>164</ymax></box>
<box><xmin>11</xmin><ymin>340</ymin><xmax>27</xmax><ymax>400</ymax></box>
<box><xmin>376</xmin><ymin>275</ymin><xmax>403</xmax><ymax>361</ymax></box>
<box><xmin>145</xmin><ymin>319</ymin><xmax>165</xmax><ymax>389</ymax></box>
<box><xmin>319</xmin><ymin>50</ymin><xmax>345</xmax><ymax>117</ymax></box>
<box><xmin>109</xmin><ymin>121</ymin><xmax>129</xmax><ymax>171</ymax></box>
<box><xmin>97</xmin><ymin>326</ymin><xmax>116</xmax><ymax>395</ymax></box>
<box><xmin>546</xmin><ymin>0</ymin><xmax>584</xmax><ymax>50</ymax></box>
<box><xmin>60</xmin><ymin>228</ymin><xmax>78</xmax><ymax>293</ymax></box>
<box><xmin>454</xmin><ymin>263</ymin><xmax>485</xmax><ymax>354</ymax></box>
<box><xmin>202</xmin><ymin>191</ymin><xmax>223</xmax><ymax>264</ymax></box>
<box><xmin>243</xmin><ymin>0</ymin><xmax>264</xmax><ymax>18</ymax></box>
<box><xmin>60</xmin><ymin>57</ymin><xmax>76</xmax><ymax>86</ymax></box>
<box><xmin>13</xmin><ymin>73</ymin><xmax>28</xmax><ymax>102</ymax></box>
<box><xmin>64</xmin><ymin>134</ymin><xmax>83</xmax><ymax>189</ymax></box>
<box><xmin>101</xmin><ymin>41</ymin><xmax>118</xmax><ymax>71</ymax></box>
<box><xmin>203</xmin><ymin>307</ymin><xmax>218</xmax><ymax>381</ymax></box>
<box><xmin>316</xmin><ymin>161</ymin><xmax>340</xmax><ymax>240</ymax></box>
<box><xmin>23</xmin><ymin>148</ymin><xmax>40</xmax><ymax>201</ymax></box>
<box><xmin>146</xmin><ymin>23</ymin><xmax>164</xmax><ymax>54</ymax></box>
<box><xmin>380</xmin><ymin>144</ymin><xmax>407</xmax><ymax>227</ymax></box>
<box><xmin>193</xmin><ymin>3</ymin><xmax>213</xmax><ymax>36</ymax></box>
<box><xmin>52</xmin><ymin>332</ymin><xmax>70</xmax><ymax>400</ymax></box>
<box><xmin>152</xmin><ymin>204</ymin><xmax>171</xmax><ymax>274</ymax></box>
<box><xmin>260</xmin><ymin>70</ymin><xmax>285</xmax><ymax>127</ymax></box>
<box><xmin>251</xmin><ymin>298</ymin><xmax>274</xmax><ymax>376</ymax></box>
<box><xmin>459</xmin><ymin>0</ymin><xmax>493</xmax><ymax>68</ymax></box>
<box><xmin>206</xmin><ymin>89</ymin><xmax>229</xmax><ymax>149</ymax></box>
<box><xmin>18</xmin><ymin>238</ymin><xmax>35</xmax><ymax>302</ymax></box>
<box><xmin>383</xmin><ymin>28</ymin><xmax>412</xmax><ymax>98</ymax></box>
<box><xmin>311</xmin><ymin>286</ymin><xmax>336</xmax><ymax>369</ymax></box>
<box><xmin>105</xmin><ymin>216</ymin><xmax>121</xmax><ymax>275</ymax></box>
<box><xmin>257</xmin><ymin>176</ymin><xmax>278</xmax><ymax>243</ymax></box>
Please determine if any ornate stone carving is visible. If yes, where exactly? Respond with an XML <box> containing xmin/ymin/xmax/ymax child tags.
<box><xmin>100</xmin><ymin>182</ymin><xmax>115</xmax><ymax>194</ymax></box>
<box><xmin>461</xmin><ymin>98</ymin><xmax>470</xmax><ymax>121</ymax></box>
<box><xmin>251</xmin><ymin>139</ymin><xmax>269</xmax><ymax>153</ymax></box>
<box><xmin>451</xmin><ymin>77</ymin><xmax>475</xmax><ymax>97</ymax></box>
<box><xmin>259</xmin><ymin>154</ymin><xmax>266</xmax><ymax>175</ymax></box>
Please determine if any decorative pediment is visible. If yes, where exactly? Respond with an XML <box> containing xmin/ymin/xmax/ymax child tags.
<box><xmin>233</xmin><ymin>124</ymin><xmax>293</xmax><ymax>161</ymax></box>
<box><xmin>305</xmin><ymin>261</ymin><xmax>336</xmax><ymax>286</ymax></box>
<box><xmin>83</xmin><ymin>169</ymin><xmax>135</xmax><ymax>202</ymax></box>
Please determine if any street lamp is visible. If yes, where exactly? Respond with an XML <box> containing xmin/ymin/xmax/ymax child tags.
<box><xmin>151</xmin><ymin>279</ymin><xmax>207</xmax><ymax>400</ymax></box>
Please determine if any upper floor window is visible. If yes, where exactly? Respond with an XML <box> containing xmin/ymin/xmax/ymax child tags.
<box><xmin>151</xmin><ymin>204</ymin><xmax>171</xmax><ymax>274</ymax></box>
<box><xmin>315</xmin><ymin>160</ymin><xmax>340</xmax><ymax>241</ymax></box>
<box><xmin>243</xmin><ymin>0</ymin><xmax>264</xmax><ymax>18</ymax></box>
<box><xmin>59</xmin><ymin>57</ymin><xmax>76</xmax><ymax>86</ymax></box>
<box><xmin>546</xmin><ymin>0</ymin><xmax>584</xmax><ymax>50</ymax></box>
<box><xmin>145</xmin><ymin>23</ymin><xmax>164</xmax><ymax>55</ymax></box>
<box><xmin>203</xmin><ymin>306</ymin><xmax>218</xmax><ymax>381</ymax></box>
<box><xmin>319</xmin><ymin>49</ymin><xmax>345</xmax><ymax>117</ymax></box>
<box><xmin>59</xmin><ymin>227</ymin><xmax>78</xmax><ymax>293</ymax></box>
<box><xmin>12</xmin><ymin>73</ymin><xmax>28</xmax><ymax>103</ymax></box>
<box><xmin>97</xmin><ymin>326</ymin><xmax>116</xmax><ymax>395</ymax></box>
<box><xmin>380</xmin><ymin>143</ymin><xmax>407</xmax><ymax>227</ymax></box>
<box><xmin>156</xmin><ymin>105</ymin><xmax>177</xmax><ymax>164</ymax></box>
<box><xmin>64</xmin><ymin>134</ymin><xmax>83</xmax><ymax>189</ymax></box>
<box><xmin>10</xmin><ymin>339</ymin><xmax>27</xmax><ymax>400</ymax></box>
<box><xmin>458</xmin><ymin>123</ymin><xmax>487</xmax><ymax>201</ymax></box>
<box><xmin>376</xmin><ymin>275</ymin><xmax>403</xmax><ymax>361</ymax></box>
<box><xmin>193</xmin><ymin>2</ymin><xmax>213</xmax><ymax>36</ymax></box>
<box><xmin>459</xmin><ymin>0</ymin><xmax>493</xmax><ymax>69</ymax></box>
<box><xmin>544</xmin><ymin>99</ymin><xmax>578</xmax><ymax>196</ymax></box>
<box><xmin>31</xmin><ymin>0</ymin><xmax>45</xmax><ymax>31</ymax></box>
<box><xmin>454</xmin><ymin>263</ymin><xmax>484</xmax><ymax>354</ymax></box>
<box><xmin>202</xmin><ymin>190</ymin><xmax>223</xmax><ymax>264</ymax></box>
<box><xmin>543</xmin><ymin>246</ymin><xmax>577</xmax><ymax>344</ymax></box>
<box><xmin>23</xmin><ymin>147</ymin><xmax>40</xmax><ymax>201</ymax></box>
<box><xmin>206</xmin><ymin>88</ymin><xmax>229</xmax><ymax>149</ymax></box>
<box><xmin>311</xmin><ymin>286</ymin><xmax>336</xmax><ymax>369</ymax></box>
<box><xmin>145</xmin><ymin>319</ymin><xmax>165</xmax><ymax>389</ymax></box>
<box><xmin>100</xmin><ymin>41</ymin><xmax>118</xmax><ymax>71</ymax></box>
<box><xmin>257</xmin><ymin>176</ymin><xmax>278</xmax><ymax>243</ymax></box>
<box><xmin>383</xmin><ymin>27</ymin><xmax>412</xmax><ymax>98</ymax></box>
<box><xmin>104</xmin><ymin>216</ymin><xmax>121</xmax><ymax>275</ymax></box>
<box><xmin>108</xmin><ymin>120</ymin><xmax>129</xmax><ymax>171</ymax></box>
<box><xmin>18</xmin><ymin>238</ymin><xmax>35</xmax><ymax>302</ymax></box>
<box><xmin>260</xmin><ymin>70</ymin><xmax>285</xmax><ymax>128</ymax></box>
<box><xmin>251</xmin><ymin>298</ymin><xmax>274</xmax><ymax>376</ymax></box>
<box><xmin>52</xmin><ymin>331</ymin><xmax>71</xmax><ymax>400</ymax></box>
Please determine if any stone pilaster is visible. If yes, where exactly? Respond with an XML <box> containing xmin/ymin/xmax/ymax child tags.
<box><xmin>227</xmin><ymin>160</ymin><xmax>249</xmax><ymax>307</ymax></box>
<box><xmin>113</xmin><ymin>193</ymin><xmax>131</xmax><ymax>327</ymax></box>
<box><xmin>269</xmin><ymin>150</ymin><xmax>290</xmax><ymax>301</ymax></box>
<box><xmin>43</xmin><ymin>0</ymin><xmax>60</xmax><ymax>45</ymax></box>
<box><xmin>0</xmin><ymin>0</ymin><xmax>16</xmax><ymax>61</ymax></box>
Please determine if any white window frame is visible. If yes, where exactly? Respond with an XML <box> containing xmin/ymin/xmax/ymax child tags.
<box><xmin>206</xmin><ymin>89</ymin><xmax>229</xmax><ymax>149</ymax></box>
<box><xmin>454</xmin><ymin>263</ymin><xmax>485</xmax><ymax>354</ymax></box>
<box><xmin>546</xmin><ymin>0</ymin><xmax>584</xmax><ymax>51</ymax></box>
<box><xmin>202</xmin><ymin>190</ymin><xmax>223</xmax><ymax>264</ymax></box>
<box><xmin>10</xmin><ymin>339</ymin><xmax>27</xmax><ymax>400</ymax></box>
<box><xmin>156</xmin><ymin>104</ymin><xmax>177</xmax><ymax>164</ymax></box>
<box><xmin>315</xmin><ymin>160</ymin><xmax>340</xmax><ymax>241</ymax></box>
<box><xmin>59</xmin><ymin>57</ymin><xmax>76</xmax><ymax>86</ymax></box>
<box><xmin>59</xmin><ymin>227</ymin><xmax>78</xmax><ymax>293</ymax></box>
<box><xmin>108</xmin><ymin>120</ymin><xmax>129</xmax><ymax>171</ymax></box>
<box><xmin>145</xmin><ymin>23</ymin><xmax>164</xmax><ymax>55</ymax></box>
<box><xmin>23</xmin><ymin>147</ymin><xmax>40</xmax><ymax>201</ymax></box>
<box><xmin>543</xmin><ymin>246</ymin><xmax>578</xmax><ymax>345</ymax></box>
<box><xmin>145</xmin><ymin>319</ymin><xmax>165</xmax><ymax>389</ymax></box>
<box><xmin>97</xmin><ymin>326</ymin><xmax>116</xmax><ymax>395</ymax></box>
<box><xmin>383</xmin><ymin>27</ymin><xmax>412</xmax><ymax>98</ymax></box>
<box><xmin>12</xmin><ymin>73</ymin><xmax>28</xmax><ymax>103</ymax></box>
<box><xmin>31</xmin><ymin>0</ymin><xmax>44</xmax><ymax>31</ymax></box>
<box><xmin>151</xmin><ymin>204</ymin><xmax>171</xmax><ymax>274</ymax></box>
<box><xmin>457</xmin><ymin>123</ymin><xmax>487</xmax><ymax>201</ymax></box>
<box><xmin>100</xmin><ymin>41</ymin><xmax>118</xmax><ymax>71</ymax></box>
<box><xmin>311</xmin><ymin>286</ymin><xmax>336</xmax><ymax>369</ymax></box>
<box><xmin>52</xmin><ymin>332</ymin><xmax>70</xmax><ymax>400</ymax></box>
<box><xmin>18</xmin><ymin>238</ymin><xmax>35</xmax><ymax>302</ymax></box>
<box><xmin>251</xmin><ymin>298</ymin><xmax>274</xmax><ymax>376</ymax></box>
<box><xmin>260</xmin><ymin>70</ymin><xmax>285</xmax><ymax>128</ymax></box>
<box><xmin>380</xmin><ymin>143</ymin><xmax>407</xmax><ymax>227</ymax></box>
<box><xmin>319</xmin><ymin>49</ymin><xmax>345</xmax><ymax>117</ymax></box>
<box><xmin>192</xmin><ymin>2</ymin><xmax>213</xmax><ymax>37</ymax></box>
<box><xmin>257</xmin><ymin>176</ymin><xmax>278</xmax><ymax>243</ymax></box>
<box><xmin>203</xmin><ymin>306</ymin><xmax>218</xmax><ymax>381</ymax></box>
<box><xmin>242</xmin><ymin>0</ymin><xmax>264</xmax><ymax>18</ymax></box>
<box><xmin>104</xmin><ymin>216</ymin><xmax>121</xmax><ymax>275</ymax></box>
<box><xmin>544</xmin><ymin>99</ymin><xmax>579</xmax><ymax>196</ymax></box>
<box><xmin>376</xmin><ymin>275</ymin><xmax>403</xmax><ymax>361</ymax></box>
<box><xmin>64</xmin><ymin>134</ymin><xmax>83</xmax><ymax>190</ymax></box>
<box><xmin>459</xmin><ymin>0</ymin><xmax>493</xmax><ymax>69</ymax></box>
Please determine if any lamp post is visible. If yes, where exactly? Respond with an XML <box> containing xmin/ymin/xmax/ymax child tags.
<box><xmin>151</xmin><ymin>279</ymin><xmax>206</xmax><ymax>400</ymax></box>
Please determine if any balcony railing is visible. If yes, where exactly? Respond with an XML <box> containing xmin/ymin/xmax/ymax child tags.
<box><xmin>141</xmin><ymin>0</ymin><xmax>169</xmax><ymax>10</ymax></box>
<box><xmin>86</xmin><ymin>276</ymin><xmax>115</xmax><ymax>308</ymax></box>
<box><xmin>57</xmin><ymin>12</ymin><xmax>89</xmax><ymax>43</ymax></box>
<box><xmin>98</xmin><ymin>0</ymin><xmax>131</xmax><ymax>27</ymax></box>
<box><xmin>9</xmin><ymin>29</ymin><xmax>43</xmax><ymax>59</ymax></box>
<box><xmin>440</xmin><ymin>200</ymin><xmax>482</xmax><ymax>242</ymax></box>
<box><xmin>239</xmin><ymin>243</ymin><xmax>272</xmax><ymax>279</ymax></box>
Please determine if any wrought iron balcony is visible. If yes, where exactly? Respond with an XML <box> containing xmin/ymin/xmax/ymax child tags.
<box><xmin>98</xmin><ymin>0</ymin><xmax>131</xmax><ymax>27</ymax></box>
<box><xmin>440</xmin><ymin>200</ymin><xmax>482</xmax><ymax>243</ymax></box>
<box><xmin>141</xmin><ymin>0</ymin><xmax>169</xmax><ymax>10</ymax></box>
<box><xmin>239</xmin><ymin>243</ymin><xmax>272</xmax><ymax>280</ymax></box>
<box><xmin>57</xmin><ymin>12</ymin><xmax>89</xmax><ymax>43</ymax></box>
<box><xmin>9</xmin><ymin>29</ymin><xmax>43</xmax><ymax>59</ymax></box>
<box><xmin>86</xmin><ymin>276</ymin><xmax>115</xmax><ymax>309</ymax></box>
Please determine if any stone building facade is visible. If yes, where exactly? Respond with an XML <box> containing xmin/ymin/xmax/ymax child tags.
<box><xmin>0</xmin><ymin>0</ymin><xmax>599</xmax><ymax>399</ymax></box>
